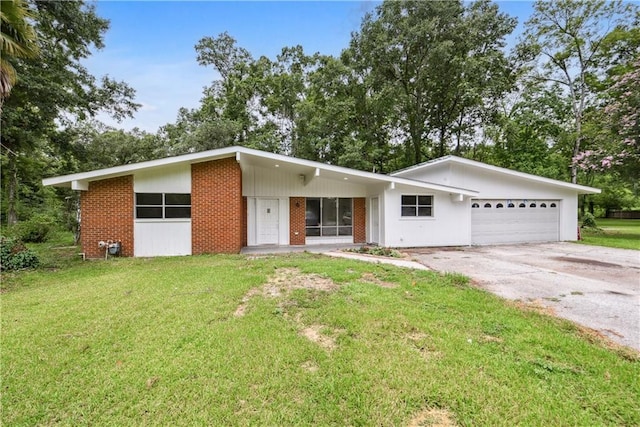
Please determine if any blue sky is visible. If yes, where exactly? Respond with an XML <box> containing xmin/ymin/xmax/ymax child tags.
<box><xmin>85</xmin><ymin>1</ymin><xmax>535</xmax><ymax>133</ymax></box>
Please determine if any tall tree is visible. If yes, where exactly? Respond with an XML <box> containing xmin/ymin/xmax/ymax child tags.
<box><xmin>348</xmin><ymin>0</ymin><xmax>516</xmax><ymax>165</ymax></box>
<box><xmin>0</xmin><ymin>0</ymin><xmax>38</xmax><ymax>109</ymax></box>
<box><xmin>1</xmin><ymin>0</ymin><xmax>138</xmax><ymax>225</ymax></box>
<box><xmin>518</xmin><ymin>0</ymin><xmax>637</xmax><ymax>183</ymax></box>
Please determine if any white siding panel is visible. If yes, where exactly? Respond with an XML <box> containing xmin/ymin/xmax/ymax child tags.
<box><xmin>404</xmin><ymin>165</ymin><xmax>579</xmax><ymax>242</ymax></box>
<box><xmin>134</xmin><ymin>164</ymin><xmax>191</xmax><ymax>193</ymax></box>
<box><xmin>243</xmin><ymin>167</ymin><xmax>367</xmax><ymax>197</ymax></box>
<box><xmin>134</xmin><ymin>221</ymin><xmax>191</xmax><ymax>256</ymax></box>
<box><xmin>382</xmin><ymin>189</ymin><xmax>471</xmax><ymax>247</ymax></box>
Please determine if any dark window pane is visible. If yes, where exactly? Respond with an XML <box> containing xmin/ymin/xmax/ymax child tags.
<box><xmin>165</xmin><ymin>207</ymin><xmax>191</xmax><ymax>218</ymax></box>
<box><xmin>507</xmin><ymin>203</ymin><xmax>515</xmax><ymax>208</ymax></box>
<box><xmin>136</xmin><ymin>193</ymin><xmax>162</xmax><ymax>205</ymax></box>
<box><xmin>530</xmin><ymin>203</ymin><xmax>537</xmax><ymax>208</ymax></box>
<box><xmin>136</xmin><ymin>207</ymin><xmax>163</xmax><ymax>218</ymax></box>
<box><xmin>418</xmin><ymin>207</ymin><xmax>432</xmax><ymax>217</ymax></box>
<box><xmin>322</xmin><ymin>226</ymin><xmax>337</xmax><ymax>236</ymax></box>
<box><xmin>418</xmin><ymin>195</ymin><xmax>432</xmax><ymax>206</ymax></box>
<box><xmin>306</xmin><ymin>198</ymin><xmax>320</xmax><ymax>226</ymax></box>
<box><xmin>484</xmin><ymin>203</ymin><xmax>492</xmax><ymax>208</ymax></box>
<box><xmin>550</xmin><ymin>203</ymin><xmax>557</xmax><ymax>208</ymax></box>
<box><xmin>306</xmin><ymin>227</ymin><xmax>320</xmax><ymax>237</ymax></box>
<box><xmin>338</xmin><ymin>226</ymin><xmax>352</xmax><ymax>236</ymax></box>
<box><xmin>472</xmin><ymin>203</ymin><xmax>479</xmax><ymax>208</ymax></box>
<box><xmin>540</xmin><ymin>203</ymin><xmax>547</xmax><ymax>208</ymax></box>
<box><xmin>519</xmin><ymin>203</ymin><xmax>526</xmax><ymax>208</ymax></box>
<box><xmin>402</xmin><ymin>206</ymin><xmax>416</xmax><ymax>216</ymax></box>
<box><xmin>165</xmin><ymin>193</ymin><xmax>191</xmax><ymax>205</ymax></box>
<box><xmin>322</xmin><ymin>198</ymin><xmax>337</xmax><ymax>226</ymax></box>
<box><xmin>401</xmin><ymin>195</ymin><xmax>416</xmax><ymax>205</ymax></box>
<box><xmin>338</xmin><ymin>198</ymin><xmax>352</xmax><ymax>225</ymax></box>
<box><xmin>496</xmin><ymin>203</ymin><xmax>503</xmax><ymax>208</ymax></box>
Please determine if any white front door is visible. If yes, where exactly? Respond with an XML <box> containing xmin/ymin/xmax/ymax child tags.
<box><xmin>370</xmin><ymin>197</ymin><xmax>379</xmax><ymax>243</ymax></box>
<box><xmin>257</xmin><ymin>199</ymin><xmax>279</xmax><ymax>245</ymax></box>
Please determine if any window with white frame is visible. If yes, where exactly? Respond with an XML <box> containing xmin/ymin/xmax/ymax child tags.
<box><xmin>136</xmin><ymin>193</ymin><xmax>191</xmax><ymax>219</ymax></box>
<box><xmin>401</xmin><ymin>195</ymin><xmax>433</xmax><ymax>217</ymax></box>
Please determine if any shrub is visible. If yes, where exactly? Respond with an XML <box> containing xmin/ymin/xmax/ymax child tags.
<box><xmin>11</xmin><ymin>214</ymin><xmax>56</xmax><ymax>243</ymax></box>
<box><xmin>0</xmin><ymin>237</ymin><xmax>40</xmax><ymax>271</ymax></box>
<box><xmin>581</xmin><ymin>212</ymin><xmax>598</xmax><ymax>229</ymax></box>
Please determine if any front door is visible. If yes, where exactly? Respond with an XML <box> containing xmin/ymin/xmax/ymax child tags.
<box><xmin>257</xmin><ymin>199</ymin><xmax>279</xmax><ymax>245</ymax></box>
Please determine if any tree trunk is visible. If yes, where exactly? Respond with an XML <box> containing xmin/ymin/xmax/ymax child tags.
<box><xmin>409</xmin><ymin>115</ymin><xmax>422</xmax><ymax>164</ymax></box>
<box><xmin>438</xmin><ymin>127</ymin><xmax>447</xmax><ymax>157</ymax></box>
<box><xmin>6</xmin><ymin>152</ymin><xmax>18</xmax><ymax>225</ymax></box>
<box><xmin>570</xmin><ymin>134</ymin><xmax>582</xmax><ymax>184</ymax></box>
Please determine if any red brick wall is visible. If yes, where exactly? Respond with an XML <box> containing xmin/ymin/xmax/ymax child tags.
<box><xmin>80</xmin><ymin>176</ymin><xmax>134</xmax><ymax>258</ymax></box>
<box><xmin>289</xmin><ymin>197</ymin><xmax>306</xmax><ymax>245</ymax></box>
<box><xmin>353</xmin><ymin>197</ymin><xmax>366</xmax><ymax>244</ymax></box>
<box><xmin>191</xmin><ymin>158</ymin><xmax>243</xmax><ymax>254</ymax></box>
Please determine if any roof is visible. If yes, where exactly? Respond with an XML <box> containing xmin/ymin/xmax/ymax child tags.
<box><xmin>391</xmin><ymin>155</ymin><xmax>600</xmax><ymax>195</ymax></box>
<box><xmin>42</xmin><ymin>146</ymin><xmax>479</xmax><ymax>196</ymax></box>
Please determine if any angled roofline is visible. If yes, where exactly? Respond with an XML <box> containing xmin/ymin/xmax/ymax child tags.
<box><xmin>42</xmin><ymin>146</ymin><xmax>479</xmax><ymax>196</ymax></box>
<box><xmin>391</xmin><ymin>155</ymin><xmax>600</xmax><ymax>194</ymax></box>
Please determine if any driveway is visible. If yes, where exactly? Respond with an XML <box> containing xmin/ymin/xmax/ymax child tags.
<box><xmin>407</xmin><ymin>243</ymin><xmax>640</xmax><ymax>351</ymax></box>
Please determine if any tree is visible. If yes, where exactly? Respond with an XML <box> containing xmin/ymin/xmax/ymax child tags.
<box><xmin>518</xmin><ymin>0</ymin><xmax>637</xmax><ymax>183</ymax></box>
<box><xmin>0</xmin><ymin>0</ymin><xmax>38</xmax><ymax>109</ymax></box>
<box><xmin>348</xmin><ymin>0</ymin><xmax>516</xmax><ymax>165</ymax></box>
<box><xmin>1</xmin><ymin>0</ymin><xmax>139</xmax><ymax>225</ymax></box>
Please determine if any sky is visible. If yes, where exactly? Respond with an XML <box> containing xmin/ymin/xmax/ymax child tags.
<box><xmin>85</xmin><ymin>1</ymin><xmax>536</xmax><ymax>133</ymax></box>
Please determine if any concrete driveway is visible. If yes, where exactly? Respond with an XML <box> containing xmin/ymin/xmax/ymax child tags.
<box><xmin>407</xmin><ymin>243</ymin><xmax>640</xmax><ymax>351</ymax></box>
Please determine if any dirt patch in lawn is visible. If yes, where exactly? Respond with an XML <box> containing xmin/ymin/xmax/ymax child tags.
<box><xmin>407</xmin><ymin>408</ymin><xmax>457</xmax><ymax>427</ymax></box>
<box><xmin>300</xmin><ymin>324</ymin><xmax>338</xmax><ymax>351</ymax></box>
<box><xmin>510</xmin><ymin>299</ymin><xmax>557</xmax><ymax>317</ymax></box>
<box><xmin>234</xmin><ymin>268</ymin><xmax>338</xmax><ymax>317</ymax></box>
<box><xmin>360</xmin><ymin>272</ymin><xmax>398</xmax><ymax>288</ymax></box>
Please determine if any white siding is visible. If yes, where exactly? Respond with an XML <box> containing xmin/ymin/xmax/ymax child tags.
<box><xmin>133</xmin><ymin>164</ymin><xmax>192</xmax><ymax>256</ymax></box>
<box><xmin>134</xmin><ymin>164</ymin><xmax>191</xmax><ymax>193</ymax></box>
<box><xmin>401</xmin><ymin>164</ymin><xmax>579</xmax><ymax>242</ymax></box>
<box><xmin>381</xmin><ymin>186</ymin><xmax>471</xmax><ymax>247</ymax></box>
<box><xmin>243</xmin><ymin>166</ymin><xmax>368</xmax><ymax>197</ymax></box>
<box><xmin>134</xmin><ymin>221</ymin><xmax>191</xmax><ymax>257</ymax></box>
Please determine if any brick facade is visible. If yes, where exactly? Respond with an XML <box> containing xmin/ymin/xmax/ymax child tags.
<box><xmin>191</xmin><ymin>158</ymin><xmax>244</xmax><ymax>254</ymax></box>
<box><xmin>289</xmin><ymin>197</ymin><xmax>306</xmax><ymax>245</ymax></box>
<box><xmin>80</xmin><ymin>176</ymin><xmax>134</xmax><ymax>258</ymax></box>
<box><xmin>353</xmin><ymin>197</ymin><xmax>366</xmax><ymax>244</ymax></box>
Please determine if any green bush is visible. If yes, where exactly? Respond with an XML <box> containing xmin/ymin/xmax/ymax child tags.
<box><xmin>10</xmin><ymin>214</ymin><xmax>56</xmax><ymax>243</ymax></box>
<box><xmin>0</xmin><ymin>237</ymin><xmax>40</xmax><ymax>271</ymax></box>
<box><xmin>581</xmin><ymin>212</ymin><xmax>598</xmax><ymax>229</ymax></box>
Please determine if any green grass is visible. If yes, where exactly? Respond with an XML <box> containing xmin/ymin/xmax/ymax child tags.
<box><xmin>578</xmin><ymin>218</ymin><xmax>640</xmax><ymax>250</ymax></box>
<box><xmin>2</xmin><ymin>253</ymin><xmax>639</xmax><ymax>426</ymax></box>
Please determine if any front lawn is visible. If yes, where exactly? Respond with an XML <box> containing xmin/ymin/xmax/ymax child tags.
<box><xmin>2</xmin><ymin>254</ymin><xmax>638</xmax><ymax>425</ymax></box>
<box><xmin>578</xmin><ymin>218</ymin><xmax>640</xmax><ymax>250</ymax></box>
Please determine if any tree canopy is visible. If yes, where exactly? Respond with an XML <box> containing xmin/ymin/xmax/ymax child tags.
<box><xmin>3</xmin><ymin>0</ymin><xmax>640</xmax><ymax>227</ymax></box>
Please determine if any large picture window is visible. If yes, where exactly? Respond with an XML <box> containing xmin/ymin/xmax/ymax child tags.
<box><xmin>136</xmin><ymin>193</ymin><xmax>191</xmax><ymax>219</ymax></box>
<box><xmin>306</xmin><ymin>198</ymin><xmax>352</xmax><ymax>237</ymax></box>
<box><xmin>401</xmin><ymin>195</ymin><xmax>433</xmax><ymax>217</ymax></box>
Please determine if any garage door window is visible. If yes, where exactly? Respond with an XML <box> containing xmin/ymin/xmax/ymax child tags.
<box><xmin>401</xmin><ymin>195</ymin><xmax>433</xmax><ymax>217</ymax></box>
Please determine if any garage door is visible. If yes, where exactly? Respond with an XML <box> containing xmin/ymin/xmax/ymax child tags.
<box><xmin>471</xmin><ymin>199</ymin><xmax>559</xmax><ymax>245</ymax></box>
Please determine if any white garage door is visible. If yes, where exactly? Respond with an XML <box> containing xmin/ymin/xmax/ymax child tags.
<box><xmin>471</xmin><ymin>199</ymin><xmax>559</xmax><ymax>245</ymax></box>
